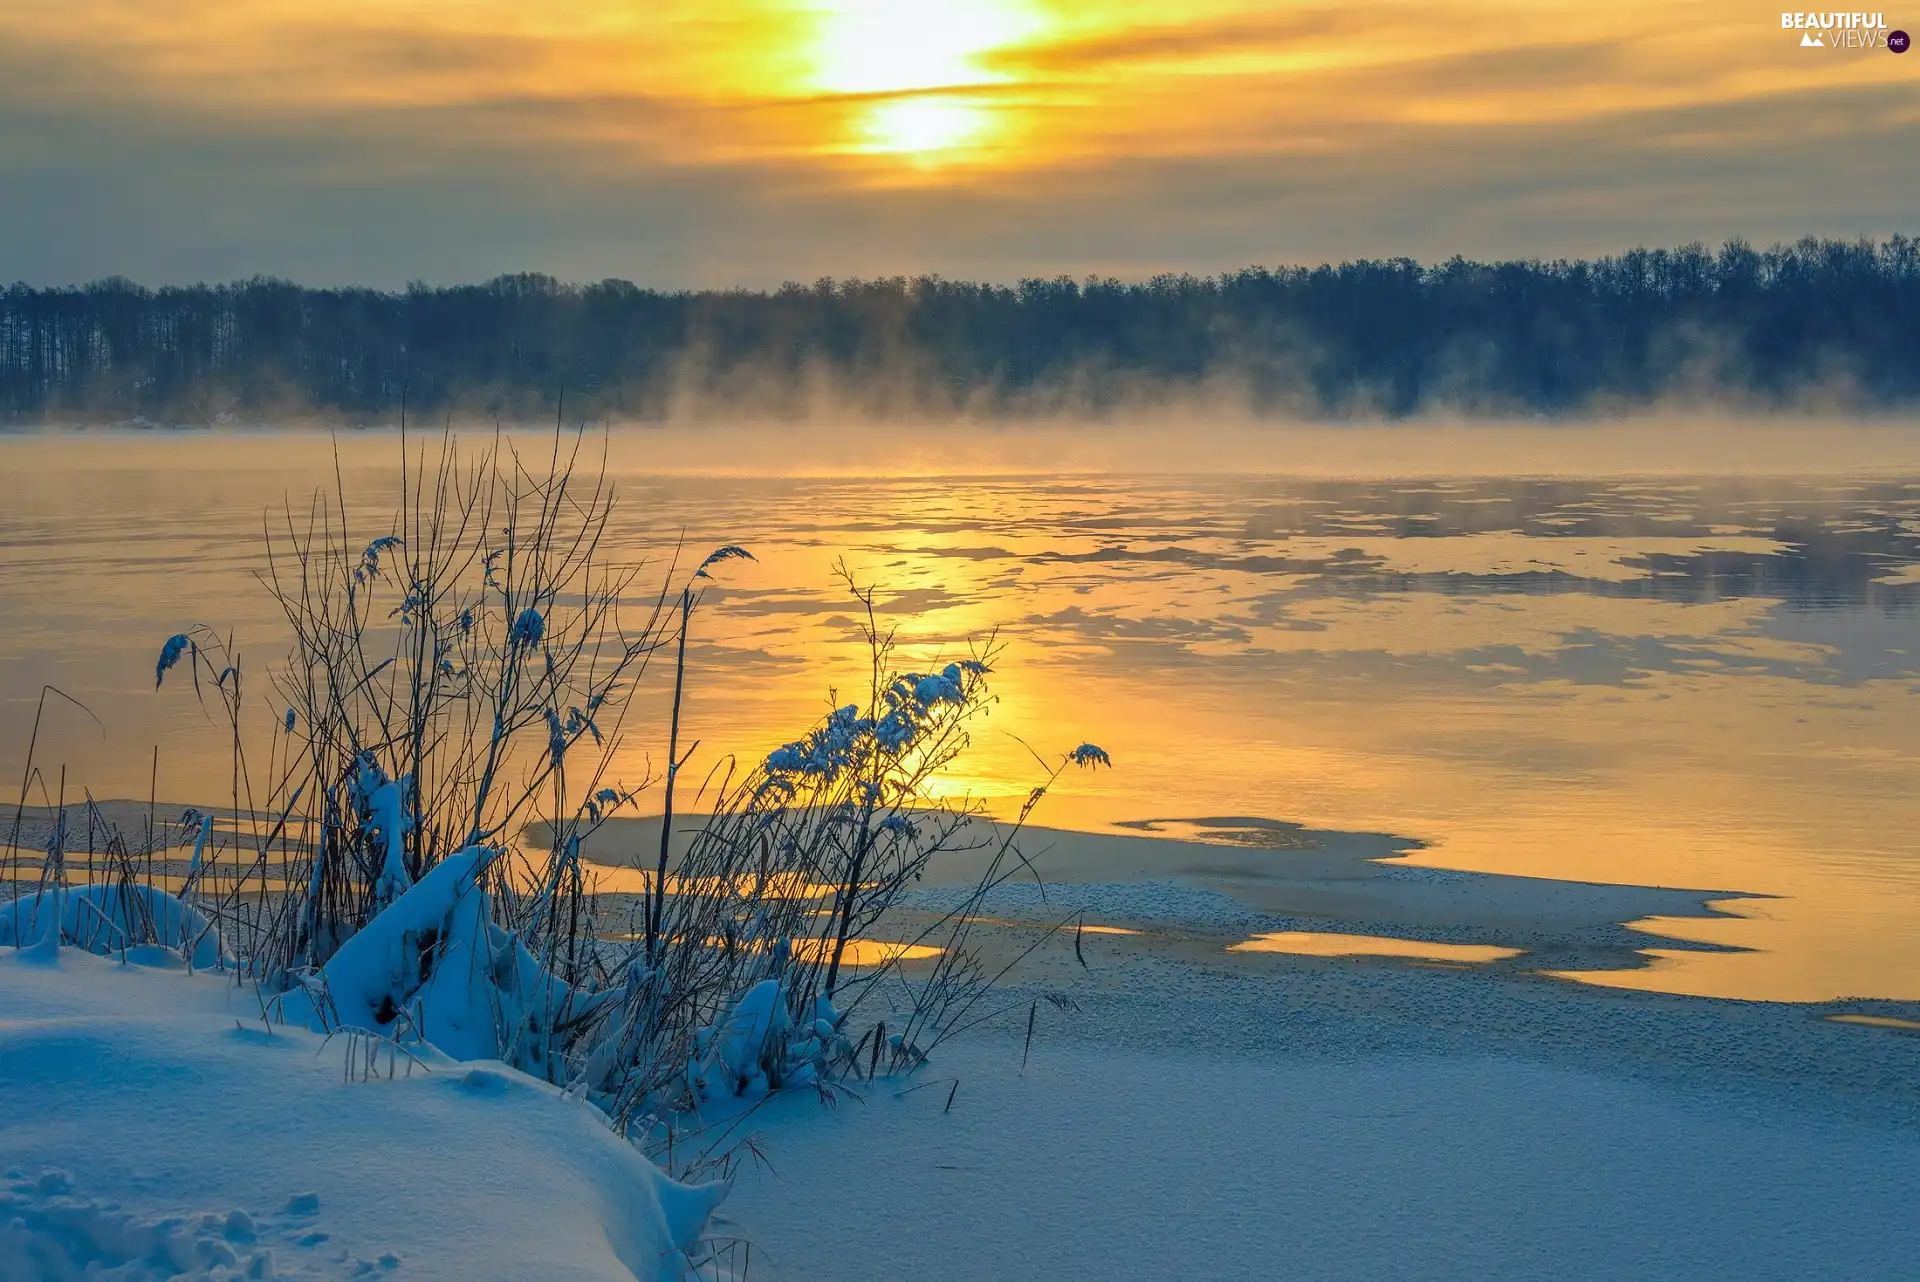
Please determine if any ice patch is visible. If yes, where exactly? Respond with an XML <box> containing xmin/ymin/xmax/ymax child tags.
<box><xmin>1369</xmin><ymin>862</ymin><xmax>1474</xmax><ymax>886</ymax></box>
<box><xmin>902</xmin><ymin>879</ymin><xmax>1265</xmax><ymax>931</ymax></box>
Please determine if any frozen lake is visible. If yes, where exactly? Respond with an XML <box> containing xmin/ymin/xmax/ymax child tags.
<box><xmin>4</xmin><ymin>427</ymin><xmax>1920</xmax><ymax>1004</ymax></box>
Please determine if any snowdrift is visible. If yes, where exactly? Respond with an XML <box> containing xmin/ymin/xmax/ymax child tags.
<box><xmin>0</xmin><ymin>945</ymin><xmax>722</xmax><ymax>1281</ymax></box>
<box><xmin>0</xmin><ymin>883</ymin><xmax>220</xmax><ymax>970</ymax></box>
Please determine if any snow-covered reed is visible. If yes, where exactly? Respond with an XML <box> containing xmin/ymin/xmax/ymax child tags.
<box><xmin>4</xmin><ymin>424</ymin><xmax>1108</xmax><ymax>1178</ymax></box>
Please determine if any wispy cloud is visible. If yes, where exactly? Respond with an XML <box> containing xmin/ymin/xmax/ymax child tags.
<box><xmin>0</xmin><ymin>1</ymin><xmax>1910</xmax><ymax>285</ymax></box>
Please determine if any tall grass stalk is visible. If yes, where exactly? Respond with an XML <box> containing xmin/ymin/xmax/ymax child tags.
<box><xmin>5</xmin><ymin>425</ymin><xmax>1107</xmax><ymax>1168</ymax></box>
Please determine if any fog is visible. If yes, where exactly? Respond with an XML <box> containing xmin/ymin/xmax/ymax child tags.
<box><xmin>11</xmin><ymin>416</ymin><xmax>1920</xmax><ymax>481</ymax></box>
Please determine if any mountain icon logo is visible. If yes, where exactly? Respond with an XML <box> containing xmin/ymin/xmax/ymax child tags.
<box><xmin>1800</xmin><ymin>31</ymin><xmax>1825</xmax><ymax>46</ymax></box>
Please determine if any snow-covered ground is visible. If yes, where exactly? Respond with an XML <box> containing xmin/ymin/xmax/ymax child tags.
<box><xmin>0</xmin><ymin>946</ymin><xmax>718</xmax><ymax>1281</ymax></box>
<box><xmin>7</xmin><ymin>838</ymin><xmax>1920</xmax><ymax>1280</ymax></box>
<box><xmin>722</xmin><ymin>947</ymin><xmax>1920</xmax><ymax>1280</ymax></box>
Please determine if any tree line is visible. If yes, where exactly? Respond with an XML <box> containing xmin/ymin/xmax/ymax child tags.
<box><xmin>3</xmin><ymin>236</ymin><xmax>1916</xmax><ymax>422</ymax></box>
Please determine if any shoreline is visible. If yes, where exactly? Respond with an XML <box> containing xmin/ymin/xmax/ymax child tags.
<box><xmin>10</xmin><ymin>802</ymin><xmax>1904</xmax><ymax>1011</ymax></box>
<box><xmin>562</xmin><ymin>813</ymin><xmax>1819</xmax><ymax>1002</ymax></box>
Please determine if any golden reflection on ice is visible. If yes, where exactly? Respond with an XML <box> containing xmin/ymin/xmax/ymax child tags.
<box><xmin>9</xmin><ymin>434</ymin><xmax>1920</xmax><ymax>1004</ymax></box>
<box><xmin>969</xmin><ymin>915</ymin><xmax>1139</xmax><ymax>936</ymax></box>
<box><xmin>599</xmin><ymin>932</ymin><xmax>940</xmax><ymax>968</ymax></box>
<box><xmin>1229</xmin><ymin>931</ymin><xmax>1521</xmax><ymax>965</ymax></box>
<box><xmin>1</xmin><ymin>867</ymin><xmax>294</xmax><ymax>895</ymax></box>
<box><xmin>791</xmin><ymin>937</ymin><xmax>942</xmax><ymax>966</ymax></box>
<box><xmin>1825</xmin><ymin>1014</ymin><xmax>1920</xmax><ymax>1032</ymax></box>
<box><xmin>564</xmin><ymin>865</ymin><xmax>844</xmax><ymax>900</ymax></box>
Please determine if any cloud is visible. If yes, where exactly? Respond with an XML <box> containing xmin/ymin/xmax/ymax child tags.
<box><xmin>0</xmin><ymin>3</ymin><xmax>1915</xmax><ymax>287</ymax></box>
<box><xmin>981</xmin><ymin>9</ymin><xmax>1368</xmax><ymax>73</ymax></box>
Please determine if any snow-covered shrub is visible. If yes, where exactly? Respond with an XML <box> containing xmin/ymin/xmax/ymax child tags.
<box><xmin>278</xmin><ymin>844</ymin><xmax>609</xmax><ymax>1075</ymax></box>
<box><xmin>143</xmin><ymin>431</ymin><xmax>688</xmax><ymax>1002</ymax></box>
<box><xmin>688</xmin><ymin>977</ymin><xmax>793</xmax><ymax>1102</ymax></box>
<box><xmin>578</xmin><ymin>565</ymin><xmax>1113</xmax><ymax>1151</ymax></box>
<box><xmin>6</xmin><ymin>430</ymin><xmax>1109</xmax><ymax>1184</ymax></box>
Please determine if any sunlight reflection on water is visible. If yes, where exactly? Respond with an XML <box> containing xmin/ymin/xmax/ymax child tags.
<box><xmin>5</xmin><ymin>430</ymin><xmax>1920</xmax><ymax>1002</ymax></box>
<box><xmin>1229</xmin><ymin>931</ymin><xmax>1522</xmax><ymax>965</ymax></box>
<box><xmin>1825</xmin><ymin>1014</ymin><xmax>1920</xmax><ymax>1032</ymax></box>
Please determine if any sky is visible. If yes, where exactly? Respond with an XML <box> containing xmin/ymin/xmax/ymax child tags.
<box><xmin>0</xmin><ymin>1</ymin><xmax>1913</xmax><ymax>288</ymax></box>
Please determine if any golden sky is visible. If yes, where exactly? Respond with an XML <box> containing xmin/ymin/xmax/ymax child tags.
<box><xmin>0</xmin><ymin>1</ymin><xmax>1913</xmax><ymax>284</ymax></box>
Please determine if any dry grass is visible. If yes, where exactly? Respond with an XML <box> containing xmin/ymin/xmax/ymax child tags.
<box><xmin>4</xmin><ymin>422</ymin><xmax>1108</xmax><ymax>1176</ymax></box>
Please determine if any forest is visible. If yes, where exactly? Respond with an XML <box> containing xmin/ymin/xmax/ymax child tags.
<box><xmin>3</xmin><ymin>236</ymin><xmax>1916</xmax><ymax>422</ymax></box>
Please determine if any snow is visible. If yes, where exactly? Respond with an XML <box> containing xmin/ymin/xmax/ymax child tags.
<box><xmin>187</xmin><ymin>812</ymin><xmax>214</xmax><ymax>879</ymax></box>
<box><xmin>718</xmin><ymin>949</ymin><xmax>1920</xmax><ymax>1281</ymax></box>
<box><xmin>8</xmin><ymin>828</ymin><xmax>1920</xmax><ymax>1280</ymax></box>
<box><xmin>352</xmin><ymin>756</ymin><xmax>415</xmax><ymax>907</ymax></box>
<box><xmin>0</xmin><ymin>884</ymin><xmax>221</xmax><ymax>970</ymax></box>
<box><xmin>690</xmin><ymin>978</ymin><xmax>794</xmax><ymax>1104</ymax></box>
<box><xmin>724</xmin><ymin>1031</ymin><xmax>1920</xmax><ymax>1281</ymax></box>
<box><xmin>0</xmin><ymin>947</ymin><xmax>722</xmax><ymax>1281</ymax></box>
<box><xmin>278</xmin><ymin>847</ymin><xmax>580</xmax><ymax>1077</ymax></box>
<box><xmin>687</xmin><ymin>969</ymin><xmax>859</xmax><ymax>1106</ymax></box>
<box><xmin>902</xmin><ymin>877</ymin><xmax>1264</xmax><ymax>931</ymax></box>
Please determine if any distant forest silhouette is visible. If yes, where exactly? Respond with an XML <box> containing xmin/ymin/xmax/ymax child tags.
<box><xmin>4</xmin><ymin>237</ymin><xmax>1916</xmax><ymax>422</ymax></box>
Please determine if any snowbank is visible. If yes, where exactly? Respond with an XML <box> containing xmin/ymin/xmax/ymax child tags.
<box><xmin>0</xmin><ymin>946</ymin><xmax>722</xmax><ymax>1281</ymax></box>
<box><xmin>0</xmin><ymin>883</ymin><xmax>220</xmax><ymax>970</ymax></box>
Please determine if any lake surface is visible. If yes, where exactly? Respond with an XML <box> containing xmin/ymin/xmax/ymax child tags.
<box><xmin>4</xmin><ymin>428</ymin><xmax>1920</xmax><ymax>1004</ymax></box>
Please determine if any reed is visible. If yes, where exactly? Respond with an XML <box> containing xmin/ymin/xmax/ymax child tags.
<box><xmin>3</xmin><ymin>421</ymin><xmax>1110</xmax><ymax>1178</ymax></box>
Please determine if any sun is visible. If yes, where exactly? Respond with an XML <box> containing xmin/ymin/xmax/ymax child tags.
<box><xmin>806</xmin><ymin>0</ymin><xmax>1040</xmax><ymax>159</ymax></box>
<box><xmin>859</xmin><ymin>97</ymin><xmax>990</xmax><ymax>156</ymax></box>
